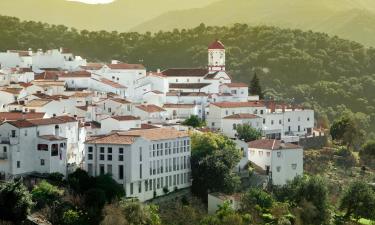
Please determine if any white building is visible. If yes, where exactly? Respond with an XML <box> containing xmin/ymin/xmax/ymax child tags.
<box><xmin>163</xmin><ymin>104</ymin><xmax>201</xmax><ymax>120</ymax></box>
<box><xmin>100</xmin><ymin>116</ymin><xmax>141</xmax><ymax>134</ymax></box>
<box><xmin>222</xmin><ymin>113</ymin><xmax>263</xmax><ymax>138</ymax></box>
<box><xmin>133</xmin><ymin>104</ymin><xmax>169</xmax><ymax>123</ymax></box>
<box><xmin>84</xmin><ymin>127</ymin><xmax>191</xmax><ymax>201</ymax></box>
<box><xmin>248</xmin><ymin>139</ymin><xmax>303</xmax><ymax>185</ymax></box>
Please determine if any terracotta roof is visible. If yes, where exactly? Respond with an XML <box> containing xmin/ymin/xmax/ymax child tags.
<box><xmin>121</xmin><ymin>128</ymin><xmax>188</xmax><ymax>141</ymax></box>
<box><xmin>80</xmin><ymin>63</ymin><xmax>104</xmax><ymax>70</ymax></box>
<box><xmin>211</xmin><ymin>101</ymin><xmax>265</xmax><ymax>108</ymax></box>
<box><xmin>169</xmin><ymin>83</ymin><xmax>210</xmax><ymax>89</ymax></box>
<box><xmin>208</xmin><ymin>40</ymin><xmax>225</xmax><ymax>49</ymax></box>
<box><xmin>222</xmin><ymin>82</ymin><xmax>248</xmax><ymax>88</ymax></box>
<box><xmin>86</xmin><ymin>133</ymin><xmax>137</xmax><ymax>145</ymax></box>
<box><xmin>19</xmin><ymin>82</ymin><xmax>34</xmax><ymax>88</ymax></box>
<box><xmin>39</xmin><ymin>135</ymin><xmax>67</xmax><ymax>141</ymax></box>
<box><xmin>204</xmin><ymin>71</ymin><xmax>220</xmax><ymax>79</ymax></box>
<box><xmin>54</xmin><ymin>116</ymin><xmax>77</xmax><ymax>123</ymax></box>
<box><xmin>100</xmin><ymin>78</ymin><xmax>126</xmax><ymax>89</ymax></box>
<box><xmin>163</xmin><ymin>104</ymin><xmax>196</xmax><ymax>108</ymax></box>
<box><xmin>166</xmin><ymin>92</ymin><xmax>208</xmax><ymax>97</ymax></box>
<box><xmin>1</xmin><ymin>88</ymin><xmax>22</xmax><ymax>95</ymax></box>
<box><xmin>161</xmin><ymin>68</ymin><xmax>208</xmax><ymax>77</ymax></box>
<box><xmin>136</xmin><ymin>104</ymin><xmax>166</xmax><ymax>113</ymax></box>
<box><xmin>106</xmin><ymin>63</ymin><xmax>145</xmax><ymax>70</ymax></box>
<box><xmin>111</xmin><ymin>116</ymin><xmax>140</xmax><ymax>121</ymax></box>
<box><xmin>6</xmin><ymin>120</ymin><xmax>36</xmax><ymax>128</ymax></box>
<box><xmin>70</xmin><ymin>92</ymin><xmax>93</xmax><ymax>98</ymax></box>
<box><xmin>8</xmin><ymin>50</ymin><xmax>31</xmax><ymax>57</ymax></box>
<box><xmin>34</xmin><ymin>71</ymin><xmax>62</xmax><ymax>80</ymax></box>
<box><xmin>76</xmin><ymin>106</ymin><xmax>88</xmax><ymax>111</ymax></box>
<box><xmin>248</xmin><ymin>139</ymin><xmax>301</xmax><ymax>150</ymax></box>
<box><xmin>223</xmin><ymin>113</ymin><xmax>260</xmax><ymax>119</ymax></box>
<box><xmin>25</xmin><ymin>99</ymin><xmax>52</xmax><ymax>107</ymax></box>
<box><xmin>140</xmin><ymin>124</ymin><xmax>159</xmax><ymax>129</ymax></box>
<box><xmin>60</xmin><ymin>71</ymin><xmax>91</xmax><ymax>78</ymax></box>
<box><xmin>110</xmin><ymin>98</ymin><xmax>131</xmax><ymax>104</ymax></box>
<box><xmin>0</xmin><ymin>112</ymin><xmax>45</xmax><ymax>121</ymax></box>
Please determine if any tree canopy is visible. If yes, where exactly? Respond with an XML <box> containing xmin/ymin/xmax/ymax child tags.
<box><xmin>235</xmin><ymin>124</ymin><xmax>262</xmax><ymax>142</ymax></box>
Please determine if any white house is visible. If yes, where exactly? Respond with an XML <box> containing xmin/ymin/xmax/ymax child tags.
<box><xmin>59</xmin><ymin>71</ymin><xmax>92</xmax><ymax>89</ymax></box>
<box><xmin>207</xmin><ymin>193</ymin><xmax>242</xmax><ymax>215</ymax></box>
<box><xmin>100</xmin><ymin>115</ymin><xmax>141</xmax><ymax>134</ymax></box>
<box><xmin>222</xmin><ymin>113</ymin><xmax>263</xmax><ymax>138</ymax></box>
<box><xmin>84</xmin><ymin>127</ymin><xmax>191</xmax><ymax>201</ymax></box>
<box><xmin>219</xmin><ymin>83</ymin><xmax>248</xmax><ymax>102</ymax></box>
<box><xmin>163</xmin><ymin>104</ymin><xmax>201</xmax><ymax>120</ymax></box>
<box><xmin>95</xmin><ymin>98</ymin><xmax>132</xmax><ymax>116</ymax></box>
<box><xmin>133</xmin><ymin>104</ymin><xmax>169</xmax><ymax>123</ymax></box>
<box><xmin>248</xmin><ymin>139</ymin><xmax>303</xmax><ymax>185</ymax></box>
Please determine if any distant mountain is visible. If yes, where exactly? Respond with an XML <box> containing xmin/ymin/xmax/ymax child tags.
<box><xmin>130</xmin><ymin>0</ymin><xmax>375</xmax><ymax>46</ymax></box>
<box><xmin>0</xmin><ymin>0</ymin><xmax>219</xmax><ymax>32</ymax></box>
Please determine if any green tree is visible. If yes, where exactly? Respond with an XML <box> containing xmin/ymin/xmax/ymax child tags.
<box><xmin>31</xmin><ymin>180</ymin><xmax>63</xmax><ymax>209</ymax></box>
<box><xmin>67</xmin><ymin>168</ymin><xmax>94</xmax><ymax>195</ymax></box>
<box><xmin>191</xmin><ymin>132</ymin><xmax>241</xmax><ymax>199</ymax></box>
<box><xmin>235</xmin><ymin>124</ymin><xmax>262</xmax><ymax>142</ymax></box>
<box><xmin>340</xmin><ymin>181</ymin><xmax>375</xmax><ymax>221</ymax></box>
<box><xmin>241</xmin><ymin>188</ymin><xmax>274</xmax><ymax>211</ymax></box>
<box><xmin>182</xmin><ymin>115</ymin><xmax>205</xmax><ymax>128</ymax></box>
<box><xmin>62</xmin><ymin>209</ymin><xmax>85</xmax><ymax>225</ymax></box>
<box><xmin>94</xmin><ymin>174</ymin><xmax>125</xmax><ymax>202</ymax></box>
<box><xmin>249</xmin><ymin>72</ymin><xmax>264</xmax><ymax>99</ymax></box>
<box><xmin>0</xmin><ymin>180</ymin><xmax>33</xmax><ymax>223</ymax></box>
<box><xmin>360</xmin><ymin>140</ymin><xmax>375</xmax><ymax>157</ymax></box>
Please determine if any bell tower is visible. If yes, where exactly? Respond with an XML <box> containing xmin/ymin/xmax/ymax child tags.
<box><xmin>208</xmin><ymin>40</ymin><xmax>225</xmax><ymax>72</ymax></box>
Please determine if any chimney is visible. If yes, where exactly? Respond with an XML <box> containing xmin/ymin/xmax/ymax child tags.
<box><xmin>282</xmin><ymin>104</ymin><xmax>286</xmax><ymax>113</ymax></box>
<box><xmin>157</xmin><ymin>68</ymin><xmax>161</xmax><ymax>73</ymax></box>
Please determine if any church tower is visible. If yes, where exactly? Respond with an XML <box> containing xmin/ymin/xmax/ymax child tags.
<box><xmin>208</xmin><ymin>40</ymin><xmax>225</xmax><ymax>72</ymax></box>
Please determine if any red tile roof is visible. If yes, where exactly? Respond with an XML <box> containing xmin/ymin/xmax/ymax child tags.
<box><xmin>60</xmin><ymin>71</ymin><xmax>91</xmax><ymax>78</ymax></box>
<box><xmin>100</xmin><ymin>78</ymin><xmax>126</xmax><ymax>89</ymax></box>
<box><xmin>161</xmin><ymin>68</ymin><xmax>208</xmax><ymax>77</ymax></box>
<box><xmin>223</xmin><ymin>82</ymin><xmax>248</xmax><ymax>88</ymax></box>
<box><xmin>223</xmin><ymin>113</ymin><xmax>260</xmax><ymax>119</ymax></box>
<box><xmin>211</xmin><ymin>101</ymin><xmax>265</xmax><ymax>108</ymax></box>
<box><xmin>208</xmin><ymin>40</ymin><xmax>225</xmax><ymax>49</ymax></box>
<box><xmin>0</xmin><ymin>112</ymin><xmax>45</xmax><ymax>121</ymax></box>
<box><xmin>19</xmin><ymin>82</ymin><xmax>34</xmax><ymax>88</ymax></box>
<box><xmin>7</xmin><ymin>120</ymin><xmax>36</xmax><ymax>128</ymax></box>
<box><xmin>86</xmin><ymin>133</ymin><xmax>137</xmax><ymax>145</ymax></box>
<box><xmin>248</xmin><ymin>139</ymin><xmax>301</xmax><ymax>150</ymax></box>
<box><xmin>1</xmin><ymin>88</ymin><xmax>22</xmax><ymax>95</ymax></box>
<box><xmin>166</xmin><ymin>92</ymin><xmax>208</xmax><ymax>97</ymax></box>
<box><xmin>111</xmin><ymin>115</ymin><xmax>140</xmax><ymax>121</ymax></box>
<box><xmin>80</xmin><ymin>63</ymin><xmax>104</xmax><ymax>70</ymax></box>
<box><xmin>39</xmin><ymin>135</ymin><xmax>67</xmax><ymax>141</ymax></box>
<box><xmin>136</xmin><ymin>104</ymin><xmax>166</xmax><ymax>113</ymax></box>
<box><xmin>109</xmin><ymin>98</ymin><xmax>131</xmax><ymax>104</ymax></box>
<box><xmin>169</xmin><ymin>83</ymin><xmax>210</xmax><ymax>89</ymax></box>
<box><xmin>121</xmin><ymin>128</ymin><xmax>188</xmax><ymax>141</ymax></box>
<box><xmin>106</xmin><ymin>63</ymin><xmax>145</xmax><ymax>70</ymax></box>
<box><xmin>163</xmin><ymin>104</ymin><xmax>196</xmax><ymax>108</ymax></box>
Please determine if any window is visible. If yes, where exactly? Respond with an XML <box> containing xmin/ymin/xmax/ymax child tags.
<box><xmin>37</xmin><ymin>144</ymin><xmax>48</xmax><ymax>151</ymax></box>
<box><xmin>279</xmin><ymin>120</ymin><xmax>282</xmax><ymax>125</ymax></box>
<box><xmin>271</xmin><ymin>120</ymin><xmax>274</xmax><ymax>125</ymax></box>
<box><xmin>263</xmin><ymin>119</ymin><xmax>266</xmax><ymax>124</ymax></box>
<box><xmin>277</xmin><ymin>152</ymin><xmax>281</xmax><ymax>158</ymax></box>
<box><xmin>139</xmin><ymin>147</ymin><xmax>142</xmax><ymax>161</ymax></box>
<box><xmin>130</xmin><ymin>183</ymin><xmax>133</xmax><ymax>195</ymax></box>
<box><xmin>119</xmin><ymin>148</ymin><xmax>124</xmax><ymax>154</ymax></box>
<box><xmin>88</xmin><ymin>154</ymin><xmax>93</xmax><ymax>160</ymax></box>
<box><xmin>266</xmin><ymin>152</ymin><xmax>270</xmax><ymax>157</ymax></box>
<box><xmin>11</xmin><ymin>130</ymin><xmax>16</xmax><ymax>138</ymax></box>
<box><xmin>87</xmin><ymin>163</ymin><xmax>93</xmax><ymax>176</ymax></box>
<box><xmin>24</xmin><ymin>130</ymin><xmax>27</xmax><ymax>136</ymax></box>
<box><xmin>211</xmin><ymin>122</ymin><xmax>215</xmax><ymax>127</ymax></box>
<box><xmin>138</xmin><ymin>181</ymin><xmax>142</xmax><ymax>193</ymax></box>
<box><xmin>139</xmin><ymin>164</ymin><xmax>142</xmax><ymax>179</ymax></box>
<box><xmin>107</xmin><ymin>154</ymin><xmax>112</xmax><ymax>161</ymax></box>
<box><xmin>17</xmin><ymin>161</ymin><xmax>20</xmax><ymax>168</ymax></box>
<box><xmin>119</xmin><ymin>165</ymin><xmax>124</xmax><ymax>179</ymax></box>
<box><xmin>107</xmin><ymin>147</ymin><xmax>112</xmax><ymax>154</ymax></box>
<box><xmin>225</xmin><ymin>110</ymin><xmax>229</xmax><ymax>115</ymax></box>
<box><xmin>40</xmin><ymin>159</ymin><xmax>45</xmax><ymax>166</ymax></box>
<box><xmin>3</xmin><ymin>146</ymin><xmax>7</xmax><ymax>153</ymax></box>
<box><xmin>118</xmin><ymin>155</ymin><xmax>124</xmax><ymax>161</ymax></box>
<box><xmin>107</xmin><ymin>165</ymin><xmax>112</xmax><ymax>175</ymax></box>
<box><xmin>100</xmin><ymin>154</ymin><xmax>105</xmax><ymax>160</ymax></box>
<box><xmin>51</xmin><ymin>144</ymin><xmax>58</xmax><ymax>156</ymax></box>
<box><xmin>99</xmin><ymin>164</ymin><xmax>105</xmax><ymax>175</ymax></box>
<box><xmin>307</xmin><ymin>117</ymin><xmax>310</xmax><ymax>121</ymax></box>
<box><xmin>276</xmin><ymin>166</ymin><xmax>281</xmax><ymax>172</ymax></box>
<box><xmin>291</xmin><ymin>164</ymin><xmax>297</xmax><ymax>170</ymax></box>
<box><xmin>233</xmin><ymin>124</ymin><xmax>237</xmax><ymax>130</ymax></box>
<box><xmin>88</xmin><ymin>146</ymin><xmax>93</xmax><ymax>152</ymax></box>
<box><xmin>260</xmin><ymin>110</ymin><xmax>264</xmax><ymax>115</ymax></box>
<box><xmin>258</xmin><ymin>151</ymin><xmax>263</xmax><ymax>156</ymax></box>
<box><xmin>288</xmin><ymin>118</ymin><xmax>291</xmax><ymax>122</ymax></box>
<box><xmin>100</xmin><ymin>147</ymin><xmax>105</xmax><ymax>153</ymax></box>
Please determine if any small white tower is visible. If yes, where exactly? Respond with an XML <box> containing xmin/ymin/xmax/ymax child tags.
<box><xmin>208</xmin><ymin>40</ymin><xmax>225</xmax><ymax>72</ymax></box>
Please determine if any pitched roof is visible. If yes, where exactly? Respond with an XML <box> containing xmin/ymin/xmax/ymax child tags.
<box><xmin>70</xmin><ymin>92</ymin><xmax>93</xmax><ymax>98</ymax></box>
<box><xmin>106</xmin><ymin>63</ymin><xmax>145</xmax><ymax>70</ymax></box>
<box><xmin>86</xmin><ymin>133</ymin><xmax>137</xmax><ymax>145</ymax></box>
<box><xmin>161</xmin><ymin>68</ymin><xmax>208</xmax><ymax>77</ymax></box>
<box><xmin>60</xmin><ymin>71</ymin><xmax>91</xmax><ymax>78</ymax></box>
<box><xmin>222</xmin><ymin>82</ymin><xmax>248</xmax><ymax>88</ymax></box>
<box><xmin>248</xmin><ymin>139</ymin><xmax>301</xmax><ymax>150</ymax></box>
<box><xmin>34</xmin><ymin>71</ymin><xmax>62</xmax><ymax>80</ymax></box>
<box><xmin>39</xmin><ymin>135</ymin><xmax>67</xmax><ymax>141</ymax></box>
<box><xmin>18</xmin><ymin>82</ymin><xmax>34</xmax><ymax>88</ymax></box>
<box><xmin>163</xmin><ymin>104</ymin><xmax>196</xmax><ymax>108</ymax></box>
<box><xmin>169</xmin><ymin>83</ymin><xmax>210</xmax><ymax>89</ymax></box>
<box><xmin>111</xmin><ymin>115</ymin><xmax>140</xmax><ymax>121</ymax></box>
<box><xmin>80</xmin><ymin>63</ymin><xmax>104</xmax><ymax>70</ymax></box>
<box><xmin>136</xmin><ymin>104</ymin><xmax>166</xmax><ymax>113</ymax></box>
<box><xmin>109</xmin><ymin>98</ymin><xmax>131</xmax><ymax>104</ymax></box>
<box><xmin>76</xmin><ymin>106</ymin><xmax>88</xmax><ymax>111</ymax></box>
<box><xmin>223</xmin><ymin>113</ymin><xmax>260</xmax><ymax>119</ymax></box>
<box><xmin>1</xmin><ymin>88</ymin><xmax>23</xmax><ymax>95</ymax></box>
<box><xmin>166</xmin><ymin>92</ymin><xmax>208</xmax><ymax>97</ymax></box>
<box><xmin>99</xmin><ymin>78</ymin><xmax>126</xmax><ymax>89</ymax></box>
<box><xmin>121</xmin><ymin>128</ymin><xmax>188</xmax><ymax>141</ymax></box>
<box><xmin>6</xmin><ymin>120</ymin><xmax>36</xmax><ymax>128</ymax></box>
<box><xmin>0</xmin><ymin>112</ymin><xmax>45</xmax><ymax>121</ymax></box>
<box><xmin>208</xmin><ymin>40</ymin><xmax>225</xmax><ymax>49</ymax></box>
<box><xmin>211</xmin><ymin>101</ymin><xmax>265</xmax><ymax>108</ymax></box>
<box><xmin>203</xmin><ymin>71</ymin><xmax>220</xmax><ymax>79</ymax></box>
<box><xmin>25</xmin><ymin>99</ymin><xmax>52</xmax><ymax>107</ymax></box>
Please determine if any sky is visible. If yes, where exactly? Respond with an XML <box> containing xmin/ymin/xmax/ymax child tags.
<box><xmin>68</xmin><ymin>0</ymin><xmax>115</xmax><ymax>4</ymax></box>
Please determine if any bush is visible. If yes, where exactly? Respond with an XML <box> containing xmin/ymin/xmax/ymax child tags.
<box><xmin>241</xmin><ymin>188</ymin><xmax>274</xmax><ymax>211</ymax></box>
<box><xmin>31</xmin><ymin>180</ymin><xmax>63</xmax><ymax>209</ymax></box>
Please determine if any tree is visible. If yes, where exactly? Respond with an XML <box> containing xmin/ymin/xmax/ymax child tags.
<box><xmin>182</xmin><ymin>115</ymin><xmax>205</xmax><ymax>128</ymax></box>
<box><xmin>67</xmin><ymin>168</ymin><xmax>94</xmax><ymax>195</ymax></box>
<box><xmin>235</xmin><ymin>124</ymin><xmax>262</xmax><ymax>142</ymax></box>
<box><xmin>340</xmin><ymin>181</ymin><xmax>375</xmax><ymax>221</ymax></box>
<box><xmin>360</xmin><ymin>140</ymin><xmax>375</xmax><ymax>157</ymax></box>
<box><xmin>31</xmin><ymin>180</ymin><xmax>63</xmax><ymax>209</ymax></box>
<box><xmin>0</xmin><ymin>180</ymin><xmax>33</xmax><ymax>223</ymax></box>
<box><xmin>241</xmin><ymin>188</ymin><xmax>274</xmax><ymax>211</ymax></box>
<box><xmin>62</xmin><ymin>209</ymin><xmax>85</xmax><ymax>225</ymax></box>
<box><xmin>94</xmin><ymin>174</ymin><xmax>125</xmax><ymax>202</ymax></box>
<box><xmin>191</xmin><ymin>132</ymin><xmax>241</xmax><ymax>199</ymax></box>
<box><xmin>249</xmin><ymin>72</ymin><xmax>264</xmax><ymax>99</ymax></box>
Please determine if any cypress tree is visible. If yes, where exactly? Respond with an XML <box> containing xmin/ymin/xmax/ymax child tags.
<box><xmin>249</xmin><ymin>72</ymin><xmax>264</xmax><ymax>99</ymax></box>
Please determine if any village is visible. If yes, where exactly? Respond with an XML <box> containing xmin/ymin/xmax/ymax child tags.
<box><xmin>0</xmin><ymin>40</ymin><xmax>322</xmax><ymax>211</ymax></box>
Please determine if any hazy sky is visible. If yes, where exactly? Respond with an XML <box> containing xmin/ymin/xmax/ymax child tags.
<box><xmin>68</xmin><ymin>0</ymin><xmax>115</xmax><ymax>4</ymax></box>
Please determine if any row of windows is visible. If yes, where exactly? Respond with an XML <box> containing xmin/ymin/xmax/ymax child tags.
<box><xmin>150</xmin><ymin>140</ymin><xmax>190</xmax><ymax>158</ymax></box>
<box><xmin>149</xmin><ymin>156</ymin><xmax>190</xmax><ymax>176</ymax></box>
<box><xmin>129</xmin><ymin>172</ymin><xmax>190</xmax><ymax>195</ymax></box>
<box><xmin>276</xmin><ymin>164</ymin><xmax>297</xmax><ymax>172</ymax></box>
<box><xmin>250</xmin><ymin>150</ymin><xmax>282</xmax><ymax>158</ymax></box>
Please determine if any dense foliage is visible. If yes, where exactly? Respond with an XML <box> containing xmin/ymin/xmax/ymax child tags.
<box><xmin>235</xmin><ymin>124</ymin><xmax>262</xmax><ymax>142</ymax></box>
<box><xmin>1</xmin><ymin>15</ymin><xmax>375</xmax><ymax>132</ymax></box>
<box><xmin>182</xmin><ymin>115</ymin><xmax>205</xmax><ymax>128</ymax></box>
<box><xmin>190</xmin><ymin>132</ymin><xmax>241</xmax><ymax>199</ymax></box>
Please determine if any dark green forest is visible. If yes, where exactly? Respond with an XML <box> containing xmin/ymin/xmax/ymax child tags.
<box><xmin>0</xmin><ymin>15</ymin><xmax>374</xmax><ymax>134</ymax></box>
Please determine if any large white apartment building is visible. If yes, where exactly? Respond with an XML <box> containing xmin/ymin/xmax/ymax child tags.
<box><xmin>84</xmin><ymin>127</ymin><xmax>191</xmax><ymax>201</ymax></box>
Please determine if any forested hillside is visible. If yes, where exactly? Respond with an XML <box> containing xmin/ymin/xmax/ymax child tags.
<box><xmin>0</xmin><ymin>16</ymin><xmax>374</xmax><ymax>133</ymax></box>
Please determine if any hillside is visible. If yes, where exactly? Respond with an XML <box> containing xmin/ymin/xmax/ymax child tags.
<box><xmin>0</xmin><ymin>0</ymin><xmax>219</xmax><ymax>31</ymax></box>
<box><xmin>0</xmin><ymin>15</ymin><xmax>374</xmax><ymax>134</ymax></box>
<box><xmin>131</xmin><ymin>0</ymin><xmax>375</xmax><ymax>47</ymax></box>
